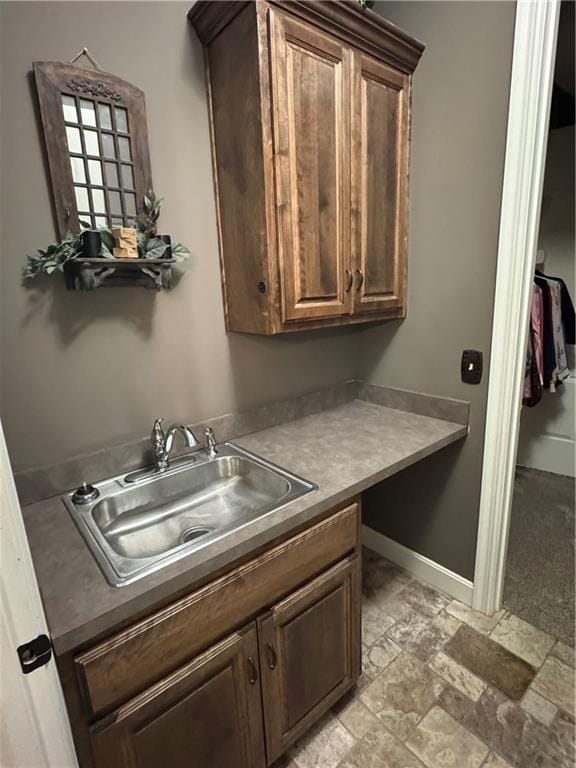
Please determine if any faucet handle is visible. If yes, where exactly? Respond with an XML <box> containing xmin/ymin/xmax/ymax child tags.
<box><xmin>204</xmin><ymin>427</ymin><xmax>217</xmax><ymax>457</ymax></box>
<box><xmin>151</xmin><ymin>418</ymin><xmax>165</xmax><ymax>448</ymax></box>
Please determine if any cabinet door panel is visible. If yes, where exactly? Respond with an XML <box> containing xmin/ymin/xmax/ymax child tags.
<box><xmin>91</xmin><ymin>625</ymin><xmax>265</xmax><ymax>768</ymax></box>
<box><xmin>270</xmin><ymin>10</ymin><xmax>352</xmax><ymax>323</ymax></box>
<box><xmin>258</xmin><ymin>557</ymin><xmax>361</xmax><ymax>764</ymax></box>
<box><xmin>352</xmin><ymin>52</ymin><xmax>409</xmax><ymax>315</ymax></box>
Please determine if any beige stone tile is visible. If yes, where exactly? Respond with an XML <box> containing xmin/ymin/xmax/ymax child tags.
<box><xmin>490</xmin><ymin>613</ymin><xmax>555</xmax><ymax>668</ymax></box>
<box><xmin>531</xmin><ymin>710</ymin><xmax>576</xmax><ymax>768</ymax></box>
<box><xmin>531</xmin><ymin>656</ymin><xmax>575</xmax><ymax>717</ymax></box>
<box><xmin>359</xmin><ymin>636</ymin><xmax>402</xmax><ymax>692</ymax></box>
<box><xmin>549</xmin><ymin>710</ymin><xmax>576</xmax><ymax>765</ymax></box>
<box><xmin>366</xmin><ymin>635</ymin><xmax>402</xmax><ymax>673</ymax></box>
<box><xmin>337</xmin><ymin>699</ymin><xmax>379</xmax><ymax>740</ymax></box>
<box><xmin>432</xmin><ymin>610</ymin><xmax>462</xmax><ymax>636</ymax></box>
<box><xmin>481</xmin><ymin>754</ymin><xmax>513</xmax><ymax>768</ymax></box>
<box><xmin>358</xmin><ymin>646</ymin><xmax>380</xmax><ymax>689</ymax></box>
<box><xmin>439</xmin><ymin>685</ymin><xmax>551</xmax><ymax>767</ymax></box>
<box><xmin>520</xmin><ymin>688</ymin><xmax>558</xmax><ymax>726</ymax></box>
<box><xmin>291</xmin><ymin>714</ymin><xmax>355</xmax><ymax>768</ymax></box>
<box><xmin>378</xmin><ymin>579</ymin><xmax>450</xmax><ymax>620</ymax></box>
<box><xmin>446</xmin><ymin>600</ymin><xmax>505</xmax><ymax>634</ymax></box>
<box><xmin>361</xmin><ymin>596</ymin><xmax>395</xmax><ymax>647</ymax></box>
<box><xmin>405</xmin><ymin>706</ymin><xmax>488</xmax><ymax>768</ymax></box>
<box><xmin>429</xmin><ymin>651</ymin><xmax>486</xmax><ymax>702</ymax></box>
<box><xmin>387</xmin><ymin>610</ymin><xmax>451</xmax><ymax>662</ymax></box>
<box><xmin>551</xmin><ymin>641</ymin><xmax>576</xmax><ymax>669</ymax></box>
<box><xmin>360</xmin><ymin>652</ymin><xmax>444</xmax><ymax>739</ymax></box>
<box><xmin>339</xmin><ymin>723</ymin><xmax>424</xmax><ymax>768</ymax></box>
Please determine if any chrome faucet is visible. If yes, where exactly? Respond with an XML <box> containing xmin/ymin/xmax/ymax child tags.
<box><xmin>151</xmin><ymin>418</ymin><xmax>199</xmax><ymax>472</ymax></box>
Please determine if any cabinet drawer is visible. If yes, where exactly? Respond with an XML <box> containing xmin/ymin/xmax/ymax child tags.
<box><xmin>75</xmin><ymin>501</ymin><xmax>359</xmax><ymax>717</ymax></box>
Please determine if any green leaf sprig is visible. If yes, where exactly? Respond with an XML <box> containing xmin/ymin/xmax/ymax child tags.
<box><xmin>23</xmin><ymin>191</ymin><xmax>190</xmax><ymax>279</ymax></box>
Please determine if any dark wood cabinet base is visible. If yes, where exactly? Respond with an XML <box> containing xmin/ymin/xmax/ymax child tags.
<box><xmin>58</xmin><ymin>498</ymin><xmax>362</xmax><ymax>768</ymax></box>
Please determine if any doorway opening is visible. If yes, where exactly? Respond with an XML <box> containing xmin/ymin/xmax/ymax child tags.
<box><xmin>503</xmin><ymin>0</ymin><xmax>575</xmax><ymax>646</ymax></box>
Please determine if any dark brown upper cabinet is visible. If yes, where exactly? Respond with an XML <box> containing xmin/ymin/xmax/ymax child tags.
<box><xmin>34</xmin><ymin>62</ymin><xmax>153</xmax><ymax>238</ymax></box>
<box><xmin>189</xmin><ymin>1</ymin><xmax>423</xmax><ymax>335</ymax></box>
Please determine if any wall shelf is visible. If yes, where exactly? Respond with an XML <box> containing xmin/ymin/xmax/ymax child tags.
<box><xmin>63</xmin><ymin>257</ymin><xmax>176</xmax><ymax>290</ymax></box>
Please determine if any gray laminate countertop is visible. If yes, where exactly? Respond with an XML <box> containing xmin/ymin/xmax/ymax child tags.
<box><xmin>22</xmin><ymin>398</ymin><xmax>468</xmax><ymax>655</ymax></box>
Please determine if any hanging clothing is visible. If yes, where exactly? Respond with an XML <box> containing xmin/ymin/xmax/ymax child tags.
<box><xmin>534</xmin><ymin>274</ymin><xmax>557</xmax><ymax>387</ymax></box>
<box><xmin>535</xmin><ymin>271</ymin><xmax>572</xmax><ymax>388</ymax></box>
<box><xmin>523</xmin><ymin>283</ymin><xmax>544</xmax><ymax>407</ymax></box>
<box><xmin>548</xmin><ymin>278</ymin><xmax>570</xmax><ymax>383</ymax></box>
<box><xmin>535</xmin><ymin>270</ymin><xmax>575</xmax><ymax>345</ymax></box>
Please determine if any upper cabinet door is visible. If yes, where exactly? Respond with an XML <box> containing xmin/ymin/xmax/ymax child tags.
<box><xmin>270</xmin><ymin>11</ymin><xmax>352</xmax><ymax>324</ymax></box>
<box><xmin>351</xmin><ymin>52</ymin><xmax>409</xmax><ymax>315</ymax></box>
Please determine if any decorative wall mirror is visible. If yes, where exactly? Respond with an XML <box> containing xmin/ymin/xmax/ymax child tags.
<box><xmin>34</xmin><ymin>59</ymin><xmax>153</xmax><ymax>237</ymax></box>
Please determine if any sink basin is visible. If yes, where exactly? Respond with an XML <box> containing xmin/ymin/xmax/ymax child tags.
<box><xmin>63</xmin><ymin>443</ymin><xmax>316</xmax><ymax>587</ymax></box>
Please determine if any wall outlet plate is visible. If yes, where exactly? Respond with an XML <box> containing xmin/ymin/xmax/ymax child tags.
<box><xmin>461</xmin><ymin>350</ymin><xmax>483</xmax><ymax>384</ymax></box>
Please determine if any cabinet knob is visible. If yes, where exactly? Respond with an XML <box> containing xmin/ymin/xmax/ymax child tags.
<box><xmin>247</xmin><ymin>656</ymin><xmax>258</xmax><ymax>684</ymax></box>
<box><xmin>266</xmin><ymin>642</ymin><xmax>277</xmax><ymax>670</ymax></box>
<box><xmin>355</xmin><ymin>269</ymin><xmax>364</xmax><ymax>292</ymax></box>
<box><xmin>345</xmin><ymin>270</ymin><xmax>353</xmax><ymax>292</ymax></box>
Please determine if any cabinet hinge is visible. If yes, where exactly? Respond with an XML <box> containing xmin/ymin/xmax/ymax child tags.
<box><xmin>17</xmin><ymin>633</ymin><xmax>52</xmax><ymax>674</ymax></box>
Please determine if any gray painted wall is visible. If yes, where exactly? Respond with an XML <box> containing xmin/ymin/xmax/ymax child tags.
<box><xmin>361</xmin><ymin>1</ymin><xmax>516</xmax><ymax>580</ymax></box>
<box><xmin>0</xmin><ymin>1</ymin><xmax>516</xmax><ymax>582</ymax></box>
<box><xmin>0</xmin><ymin>1</ymin><xmax>363</xmax><ymax>471</ymax></box>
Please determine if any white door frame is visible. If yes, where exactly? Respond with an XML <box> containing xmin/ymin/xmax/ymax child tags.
<box><xmin>473</xmin><ymin>0</ymin><xmax>561</xmax><ymax>614</ymax></box>
<box><xmin>0</xmin><ymin>421</ymin><xmax>78</xmax><ymax>767</ymax></box>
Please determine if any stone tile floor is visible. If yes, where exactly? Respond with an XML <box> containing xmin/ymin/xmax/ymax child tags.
<box><xmin>273</xmin><ymin>548</ymin><xmax>575</xmax><ymax>768</ymax></box>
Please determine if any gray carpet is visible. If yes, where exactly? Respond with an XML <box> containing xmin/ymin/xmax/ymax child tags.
<box><xmin>503</xmin><ymin>466</ymin><xmax>575</xmax><ymax>647</ymax></box>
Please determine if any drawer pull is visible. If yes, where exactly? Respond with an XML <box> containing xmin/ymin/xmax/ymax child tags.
<box><xmin>247</xmin><ymin>656</ymin><xmax>258</xmax><ymax>685</ymax></box>
<box><xmin>267</xmin><ymin>642</ymin><xmax>277</xmax><ymax>670</ymax></box>
<box><xmin>345</xmin><ymin>270</ymin><xmax>353</xmax><ymax>292</ymax></box>
<box><xmin>355</xmin><ymin>269</ymin><xmax>364</xmax><ymax>291</ymax></box>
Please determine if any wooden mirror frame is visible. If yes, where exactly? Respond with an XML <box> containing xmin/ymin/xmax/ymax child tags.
<box><xmin>33</xmin><ymin>61</ymin><xmax>153</xmax><ymax>238</ymax></box>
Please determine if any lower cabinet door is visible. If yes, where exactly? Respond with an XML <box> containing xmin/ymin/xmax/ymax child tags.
<box><xmin>257</xmin><ymin>556</ymin><xmax>361</xmax><ymax>764</ymax></box>
<box><xmin>90</xmin><ymin>624</ymin><xmax>266</xmax><ymax>768</ymax></box>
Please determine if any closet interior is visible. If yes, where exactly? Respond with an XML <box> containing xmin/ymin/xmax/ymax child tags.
<box><xmin>504</xmin><ymin>0</ymin><xmax>575</xmax><ymax>647</ymax></box>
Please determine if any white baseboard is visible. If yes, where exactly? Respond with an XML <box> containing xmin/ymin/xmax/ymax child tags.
<box><xmin>361</xmin><ymin>525</ymin><xmax>474</xmax><ymax>607</ymax></box>
<box><xmin>517</xmin><ymin>435</ymin><xmax>575</xmax><ymax>478</ymax></box>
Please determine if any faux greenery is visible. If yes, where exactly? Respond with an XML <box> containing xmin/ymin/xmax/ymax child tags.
<box><xmin>139</xmin><ymin>190</ymin><xmax>163</xmax><ymax>236</ymax></box>
<box><xmin>22</xmin><ymin>232</ymin><xmax>81</xmax><ymax>278</ymax></box>
<box><xmin>23</xmin><ymin>191</ymin><xmax>190</xmax><ymax>279</ymax></box>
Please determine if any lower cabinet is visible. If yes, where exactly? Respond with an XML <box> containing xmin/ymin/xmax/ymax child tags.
<box><xmin>258</xmin><ymin>557</ymin><xmax>360</xmax><ymax>763</ymax></box>
<box><xmin>90</xmin><ymin>625</ymin><xmax>266</xmax><ymax>768</ymax></box>
<box><xmin>69</xmin><ymin>501</ymin><xmax>362</xmax><ymax>768</ymax></box>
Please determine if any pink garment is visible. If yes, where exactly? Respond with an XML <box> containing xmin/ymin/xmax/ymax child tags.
<box><xmin>523</xmin><ymin>284</ymin><xmax>544</xmax><ymax>404</ymax></box>
<box><xmin>532</xmin><ymin>284</ymin><xmax>544</xmax><ymax>385</ymax></box>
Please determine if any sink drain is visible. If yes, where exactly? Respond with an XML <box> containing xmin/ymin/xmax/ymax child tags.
<box><xmin>179</xmin><ymin>526</ymin><xmax>213</xmax><ymax>545</ymax></box>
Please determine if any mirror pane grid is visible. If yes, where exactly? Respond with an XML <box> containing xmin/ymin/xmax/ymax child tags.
<box><xmin>61</xmin><ymin>88</ymin><xmax>138</xmax><ymax>228</ymax></box>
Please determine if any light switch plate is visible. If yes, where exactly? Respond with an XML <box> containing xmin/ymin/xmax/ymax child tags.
<box><xmin>461</xmin><ymin>350</ymin><xmax>483</xmax><ymax>384</ymax></box>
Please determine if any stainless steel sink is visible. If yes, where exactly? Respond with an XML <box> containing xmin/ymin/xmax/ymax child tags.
<box><xmin>63</xmin><ymin>444</ymin><xmax>316</xmax><ymax>587</ymax></box>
